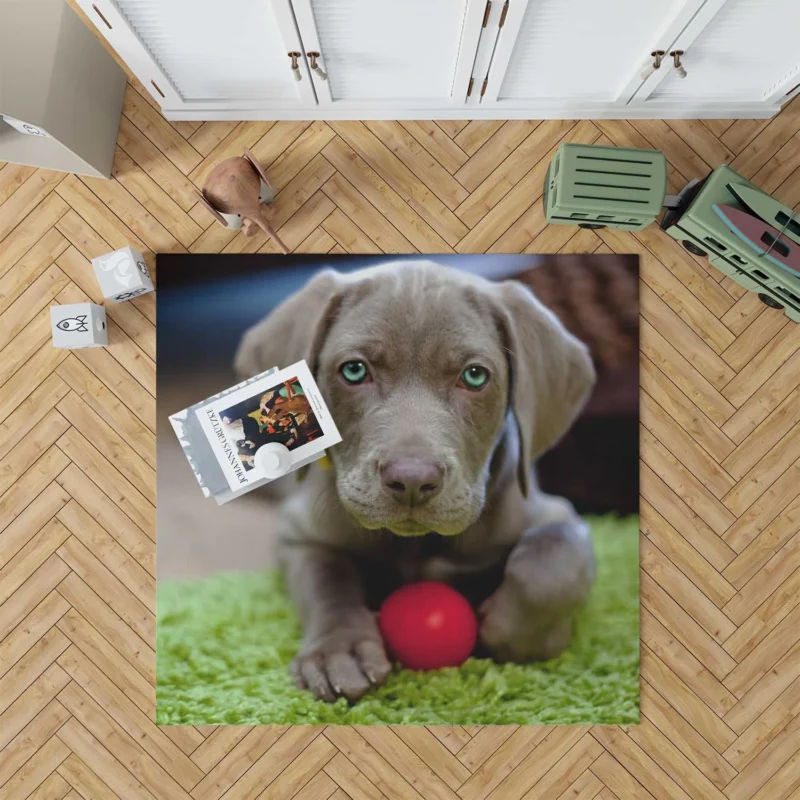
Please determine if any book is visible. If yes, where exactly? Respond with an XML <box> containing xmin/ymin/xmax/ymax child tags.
<box><xmin>170</xmin><ymin>360</ymin><xmax>341</xmax><ymax>504</ymax></box>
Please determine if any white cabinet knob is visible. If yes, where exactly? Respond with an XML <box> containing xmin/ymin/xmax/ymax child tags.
<box><xmin>307</xmin><ymin>52</ymin><xmax>328</xmax><ymax>81</ymax></box>
<box><xmin>671</xmin><ymin>50</ymin><xmax>687</xmax><ymax>79</ymax></box>
<box><xmin>288</xmin><ymin>52</ymin><xmax>302</xmax><ymax>81</ymax></box>
<box><xmin>640</xmin><ymin>50</ymin><xmax>665</xmax><ymax>81</ymax></box>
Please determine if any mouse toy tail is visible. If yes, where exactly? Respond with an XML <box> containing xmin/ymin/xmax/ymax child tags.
<box><xmin>255</xmin><ymin>211</ymin><xmax>290</xmax><ymax>255</ymax></box>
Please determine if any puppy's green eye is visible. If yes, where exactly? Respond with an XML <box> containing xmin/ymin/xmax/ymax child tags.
<box><xmin>460</xmin><ymin>365</ymin><xmax>490</xmax><ymax>390</ymax></box>
<box><xmin>340</xmin><ymin>360</ymin><xmax>369</xmax><ymax>384</ymax></box>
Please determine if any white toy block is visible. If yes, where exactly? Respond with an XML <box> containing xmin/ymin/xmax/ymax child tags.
<box><xmin>51</xmin><ymin>303</ymin><xmax>107</xmax><ymax>349</ymax></box>
<box><xmin>91</xmin><ymin>246</ymin><xmax>154</xmax><ymax>302</ymax></box>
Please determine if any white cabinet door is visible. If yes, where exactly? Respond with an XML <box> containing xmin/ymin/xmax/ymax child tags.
<box><xmin>480</xmin><ymin>0</ymin><xmax>705</xmax><ymax>112</ymax></box>
<box><xmin>76</xmin><ymin>0</ymin><xmax>316</xmax><ymax>112</ymax></box>
<box><xmin>289</xmin><ymin>0</ymin><xmax>486</xmax><ymax>109</ymax></box>
<box><xmin>633</xmin><ymin>0</ymin><xmax>800</xmax><ymax>110</ymax></box>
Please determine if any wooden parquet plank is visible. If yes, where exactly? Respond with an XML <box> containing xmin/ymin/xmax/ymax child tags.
<box><xmin>625</xmin><ymin>717</ymin><xmax>728</xmax><ymax>800</ymax></box>
<box><xmin>29</xmin><ymin>771</ymin><xmax>72</xmax><ymax>800</ymax></box>
<box><xmin>0</xmin><ymin>556</ymin><xmax>70</xmax><ymax>643</ymax></box>
<box><xmin>640</xmin><ymin>462</ymin><xmax>736</xmax><ymax>572</ymax></box>
<box><xmin>323</xmin><ymin>727</ymin><xmax>426</xmax><ymax>800</ymax></box>
<box><xmin>453</xmin><ymin>121</ymin><xmax>539</xmax><ymax>192</ymax></box>
<box><xmin>55</xmin><ymin>175</ymin><xmax>149</xmax><ymax>257</ymax></box>
<box><xmin>0</xmin><ymin>192</ymin><xmax>69</xmax><ymax>279</ymax></box>
<box><xmin>724</xmin><ymin>642</ymin><xmax>800</xmax><ymax>734</ymax></box>
<box><xmin>0</xmin><ymin>170</ymin><xmax>66</xmax><ymax>244</ymax></box>
<box><xmin>112</xmin><ymin>147</ymin><xmax>203</xmax><ymax>248</ymax></box>
<box><xmin>187</xmin><ymin>122</ymin><xmax>239</xmax><ymax>158</ymax></box>
<box><xmin>364</xmin><ymin>120</ymin><xmax>469</xmax><ymax>210</ymax></box>
<box><xmin>641</xmin><ymin>537</ymin><xmax>736</xmax><ymax>644</ymax></box>
<box><xmin>122</xmin><ymin>85</ymin><xmax>202</xmax><ymax>176</ymax></box>
<box><xmin>56</xmin><ymin>716</ymin><xmax>159</xmax><ymax>800</ymax></box>
<box><xmin>189</xmin><ymin>727</ymin><xmax>287</xmax><ymax>800</ymax></box>
<box><xmin>454</xmin><ymin>119</ymin><xmax>584</xmax><ymax>233</ymax></box>
<box><xmin>454</xmin><ymin>121</ymin><xmax>506</xmax><ymax>155</ymax></box>
<box><xmin>589</xmin><ymin>752</ymin><xmax>655</xmax><ymax>800</ymax></box>
<box><xmin>258</xmin><ymin>734</ymin><xmax>337</xmax><ymax>799</ymax></box>
<box><xmin>56</xmin><ymin>571</ymin><xmax>155</xmax><ymax>682</ymax></box>
<box><xmin>263</xmin><ymin>122</ymin><xmax>336</xmax><ymax>191</ymax></box>
<box><xmin>0</xmin><ymin>163</ymin><xmax>37</xmax><ymax>205</ymax></box>
<box><xmin>456</xmin><ymin>728</ymin><xmax>548</xmax><ymax>800</ymax></box>
<box><xmin>0</xmin><ymin>592</ymin><xmax>68</xmax><ymax>683</ymax></box>
<box><xmin>0</xmin><ymin>228</ymin><xmax>68</xmax><ymax>317</ymax></box>
<box><xmin>0</xmin><ymin>733</ymin><xmax>71</xmax><ymax>800</ymax></box>
<box><xmin>116</xmin><ymin>116</ymin><xmax>201</xmax><ymax>212</ymax></box>
<box><xmin>724</xmin><ymin>674</ymin><xmax>800</xmax><ymax>770</ymax></box>
<box><xmin>640</xmin><ymin>356</ymin><xmax>735</xmax><ymax>463</ymax></box>
<box><xmin>322</xmin><ymin>752</ymin><xmax>385</xmax><ymax>799</ymax></box>
<box><xmin>641</xmin><ymin>500</ymin><xmax>736</xmax><ymax>607</ymax></box>
<box><xmin>0</xmin><ymin>697</ymin><xmax>71</xmax><ymax>788</ymax></box>
<box><xmin>641</xmin><ymin>392</ymin><xmax>735</xmax><ymax>500</ymax></box>
<box><xmin>724</xmin><ymin>536</ymin><xmax>800</xmax><ymax>626</ymax></box>
<box><xmin>400</xmin><ymin>121</ymin><xmax>469</xmax><ymax>175</ymax></box>
<box><xmin>3</xmin><ymin>62</ymin><xmax>800</xmax><ymax>800</ymax></box>
<box><xmin>640</xmin><ymin>681</ymin><xmax>737</xmax><ymax>790</ymax></box>
<box><xmin>324</xmin><ymin>129</ymin><xmax>462</xmax><ymax>249</ymax></box>
<box><xmin>484</xmin><ymin>727</ymin><xmax>592</xmax><ymax>800</ymax></box>
<box><xmin>57</xmin><ymin>753</ymin><xmax>123</xmax><ymax>800</ymax></box>
<box><xmin>57</xmin><ymin>680</ymin><xmax>194</xmax><ymax>800</ymax></box>
<box><xmin>55</xmin><ymin>427</ymin><xmax>154</xmax><ymax>536</ymax></box>
<box><xmin>0</xmin><ymin>667</ymin><xmax>69</xmax><ymax>755</ymax></box>
<box><xmin>640</xmin><ymin>634</ymin><xmax>737</xmax><ymax>740</ymax></box>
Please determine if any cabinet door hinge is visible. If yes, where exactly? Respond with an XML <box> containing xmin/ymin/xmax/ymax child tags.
<box><xmin>499</xmin><ymin>1</ymin><xmax>509</xmax><ymax>27</ymax></box>
<box><xmin>467</xmin><ymin>77</ymin><xmax>474</xmax><ymax>97</ymax></box>
<box><xmin>482</xmin><ymin>0</ymin><xmax>492</xmax><ymax>27</ymax></box>
<box><xmin>480</xmin><ymin>76</ymin><xmax>489</xmax><ymax>97</ymax></box>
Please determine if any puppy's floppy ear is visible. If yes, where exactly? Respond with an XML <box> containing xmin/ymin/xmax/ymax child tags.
<box><xmin>234</xmin><ymin>268</ymin><xmax>344</xmax><ymax>380</ymax></box>
<box><xmin>492</xmin><ymin>280</ymin><xmax>595</xmax><ymax>498</ymax></box>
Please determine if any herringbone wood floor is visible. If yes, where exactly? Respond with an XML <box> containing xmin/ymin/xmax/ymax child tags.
<box><xmin>2</xmin><ymin>67</ymin><xmax>800</xmax><ymax>799</ymax></box>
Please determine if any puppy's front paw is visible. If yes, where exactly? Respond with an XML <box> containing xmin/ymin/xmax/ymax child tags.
<box><xmin>291</xmin><ymin>623</ymin><xmax>391</xmax><ymax>703</ymax></box>
<box><xmin>478</xmin><ymin>583</ymin><xmax>573</xmax><ymax>664</ymax></box>
<box><xmin>479</xmin><ymin>520</ymin><xmax>594</xmax><ymax>663</ymax></box>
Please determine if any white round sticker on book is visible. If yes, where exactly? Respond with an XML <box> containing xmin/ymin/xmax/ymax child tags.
<box><xmin>254</xmin><ymin>442</ymin><xmax>292</xmax><ymax>478</ymax></box>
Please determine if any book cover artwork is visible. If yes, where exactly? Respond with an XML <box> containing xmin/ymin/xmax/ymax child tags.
<box><xmin>170</xmin><ymin>361</ymin><xmax>341</xmax><ymax>503</ymax></box>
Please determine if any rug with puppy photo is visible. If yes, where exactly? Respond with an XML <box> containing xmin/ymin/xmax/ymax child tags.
<box><xmin>156</xmin><ymin>253</ymin><xmax>640</xmax><ymax>725</ymax></box>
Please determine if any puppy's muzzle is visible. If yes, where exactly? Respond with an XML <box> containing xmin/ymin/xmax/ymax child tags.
<box><xmin>380</xmin><ymin>458</ymin><xmax>444</xmax><ymax>507</ymax></box>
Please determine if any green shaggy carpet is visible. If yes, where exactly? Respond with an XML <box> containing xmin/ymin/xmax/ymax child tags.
<box><xmin>156</xmin><ymin>516</ymin><xmax>639</xmax><ymax>725</ymax></box>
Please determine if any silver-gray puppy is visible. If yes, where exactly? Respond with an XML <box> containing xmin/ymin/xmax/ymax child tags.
<box><xmin>235</xmin><ymin>260</ymin><xmax>596</xmax><ymax>702</ymax></box>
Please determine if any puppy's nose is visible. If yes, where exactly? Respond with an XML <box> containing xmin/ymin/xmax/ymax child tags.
<box><xmin>380</xmin><ymin>458</ymin><xmax>443</xmax><ymax>506</ymax></box>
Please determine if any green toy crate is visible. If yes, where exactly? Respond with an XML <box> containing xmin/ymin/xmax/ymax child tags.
<box><xmin>660</xmin><ymin>164</ymin><xmax>800</xmax><ymax>323</ymax></box>
<box><xmin>544</xmin><ymin>143</ymin><xmax>667</xmax><ymax>231</ymax></box>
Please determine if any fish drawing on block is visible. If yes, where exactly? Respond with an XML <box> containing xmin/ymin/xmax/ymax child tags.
<box><xmin>712</xmin><ymin>204</ymin><xmax>800</xmax><ymax>277</ymax></box>
<box><xmin>56</xmin><ymin>315</ymin><xmax>89</xmax><ymax>332</ymax></box>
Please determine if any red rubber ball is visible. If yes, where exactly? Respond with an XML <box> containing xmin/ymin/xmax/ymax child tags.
<box><xmin>378</xmin><ymin>581</ymin><xmax>478</xmax><ymax>671</ymax></box>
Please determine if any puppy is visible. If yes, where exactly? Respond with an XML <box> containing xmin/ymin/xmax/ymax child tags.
<box><xmin>235</xmin><ymin>261</ymin><xmax>596</xmax><ymax>702</ymax></box>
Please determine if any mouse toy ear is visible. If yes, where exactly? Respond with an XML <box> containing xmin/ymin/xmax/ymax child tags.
<box><xmin>243</xmin><ymin>148</ymin><xmax>274</xmax><ymax>193</ymax></box>
<box><xmin>491</xmin><ymin>281</ymin><xmax>595</xmax><ymax>498</ymax></box>
<box><xmin>234</xmin><ymin>268</ymin><xmax>345</xmax><ymax>381</ymax></box>
<box><xmin>196</xmin><ymin>190</ymin><xmax>229</xmax><ymax>228</ymax></box>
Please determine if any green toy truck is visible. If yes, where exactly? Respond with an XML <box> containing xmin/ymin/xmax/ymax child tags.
<box><xmin>659</xmin><ymin>165</ymin><xmax>800</xmax><ymax>322</ymax></box>
<box><xmin>544</xmin><ymin>143</ymin><xmax>800</xmax><ymax>322</ymax></box>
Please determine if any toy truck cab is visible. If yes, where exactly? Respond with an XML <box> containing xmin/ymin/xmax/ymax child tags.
<box><xmin>660</xmin><ymin>165</ymin><xmax>800</xmax><ymax>322</ymax></box>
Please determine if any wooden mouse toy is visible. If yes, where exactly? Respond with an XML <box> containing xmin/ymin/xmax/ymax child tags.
<box><xmin>197</xmin><ymin>148</ymin><xmax>289</xmax><ymax>254</ymax></box>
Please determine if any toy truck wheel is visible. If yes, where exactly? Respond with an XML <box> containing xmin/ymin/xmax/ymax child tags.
<box><xmin>758</xmin><ymin>293</ymin><xmax>784</xmax><ymax>310</ymax></box>
<box><xmin>682</xmin><ymin>240</ymin><xmax>707</xmax><ymax>257</ymax></box>
<box><xmin>578</xmin><ymin>223</ymin><xmax>606</xmax><ymax>229</ymax></box>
